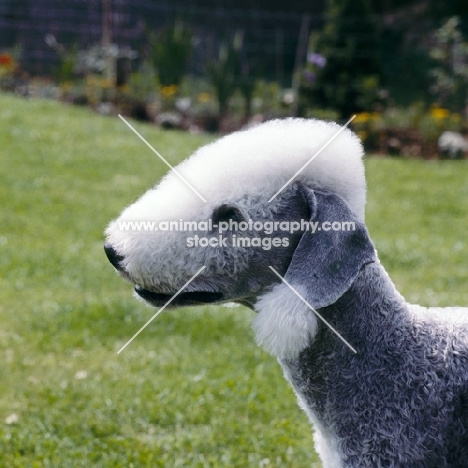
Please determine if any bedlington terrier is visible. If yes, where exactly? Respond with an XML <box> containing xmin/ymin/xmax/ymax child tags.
<box><xmin>104</xmin><ymin>118</ymin><xmax>468</xmax><ymax>467</ymax></box>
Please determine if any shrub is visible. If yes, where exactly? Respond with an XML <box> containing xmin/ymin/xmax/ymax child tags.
<box><xmin>352</xmin><ymin>104</ymin><xmax>467</xmax><ymax>157</ymax></box>
<box><xmin>148</xmin><ymin>21</ymin><xmax>192</xmax><ymax>90</ymax></box>
<box><xmin>429</xmin><ymin>17</ymin><xmax>468</xmax><ymax>112</ymax></box>
<box><xmin>300</xmin><ymin>0</ymin><xmax>381</xmax><ymax>118</ymax></box>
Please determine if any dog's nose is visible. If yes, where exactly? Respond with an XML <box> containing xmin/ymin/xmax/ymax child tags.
<box><xmin>104</xmin><ymin>242</ymin><xmax>125</xmax><ymax>271</ymax></box>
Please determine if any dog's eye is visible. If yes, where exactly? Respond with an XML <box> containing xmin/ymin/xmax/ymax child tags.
<box><xmin>212</xmin><ymin>204</ymin><xmax>244</xmax><ymax>224</ymax></box>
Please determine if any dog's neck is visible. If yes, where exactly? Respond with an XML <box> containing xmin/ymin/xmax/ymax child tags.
<box><xmin>253</xmin><ymin>260</ymin><xmax>407</xmax><ymax>361</ymax></box>
<box><xmin>320</xmin><ymin>260</ymin><xmax>409</xmax><ymax>350</ymax></box>
<box><xmin>262</xmin><ymin>261</ymin><xmax>410</xmax><ymax>468</ymax></box>
<box><xmin>277</xmin><ymin>260</ymin><xmax>410</xmax><ymax>424</ymax></box>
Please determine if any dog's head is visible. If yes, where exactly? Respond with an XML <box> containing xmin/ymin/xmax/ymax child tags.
<box><xmin>104</xmin><ymin>118</ymin><xmax>375</xmax><ymax>356</ymax></box>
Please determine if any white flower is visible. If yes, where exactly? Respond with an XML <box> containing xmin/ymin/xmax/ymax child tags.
<box><xmin>5</xmin><ymin>413</ymin><xmax>19</xmax><ymax>425</ymax></box>
<box><xmin>74</xmin><ymin>370</ymin><xmax>88</xmax><ymax>380</ymax></box>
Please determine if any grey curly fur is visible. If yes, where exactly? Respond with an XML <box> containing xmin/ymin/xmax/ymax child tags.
<box><xmin>283</xmin><ymin>261</ymin><xmax>468</xmax><ymax>467</ymax></box>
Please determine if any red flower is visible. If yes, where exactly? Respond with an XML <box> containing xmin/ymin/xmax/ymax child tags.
<box><xmin>0</xmin><ymin>53</ymin><xmax>14</xmax><ymax>67</ymax></box>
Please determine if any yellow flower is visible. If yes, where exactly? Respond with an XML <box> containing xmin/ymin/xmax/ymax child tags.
<box><xmin>118</xmin><ymin>84</ymin><xmax>130</xmax><ymax>93</ymax></box>
<box><xmin>357</xmin><ymin>130</ymin><xmax>368</xmax><ymax>141</ymax></box>
<box><xmin>101</xmin><ymin>78</ymin><xmax>114</xmax><ymax>89</ymax></box>
<box><xmin>430</xmin><ymin>107</ymin><xmax>449</xmax><ymax>119</ymax></box>
<box><xmin>60</xmin><ymin>82</ymin><xmax>73</xmax><ymax>94</ymax></box>
<box><xmin>354</xmin><ymin>112</ymin><xmax>371</xmax><ymax>123</ymax></box>
<box><xmin>160</xmin><ymin>85</ymin><xmax>178</xmax><ymax>97</ymax></box>
<box><xmin>86</xmin><ymin>75</ymin><xmax>97</xmax><ymax>86</ymax></box>
<box><xmin>197</xmin><ymin>92</ymin><xmax>212</xmax><ymax>103</ymax></box>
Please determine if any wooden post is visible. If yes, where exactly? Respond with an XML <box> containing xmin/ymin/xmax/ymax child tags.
<box><xmin>102</xmin><ymin>0</ymin><xmax>115</xmax><ymax>86</ymax></box>
<box><xmin>291</xmin><ymin>14</ymin><xmax>310</xmax><ymax>117</ymax></box>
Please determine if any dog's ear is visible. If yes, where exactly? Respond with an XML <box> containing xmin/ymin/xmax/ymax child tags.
<box><xmin>285</xmin><ymin>183</ymin><xmax>376</xmax><ymax>308</ymax></box>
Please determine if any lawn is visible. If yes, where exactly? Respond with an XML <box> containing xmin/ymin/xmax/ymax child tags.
<box><xmin>0</xmin><ymin>93</ymin><xmax>467</xmax><ymax>467</ymax></box>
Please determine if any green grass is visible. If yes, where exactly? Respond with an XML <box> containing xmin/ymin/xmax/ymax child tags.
<box><xmin>0</xmin><ymin>93</ymin><xmax>467</xmax><ymax>467</ymax></box>
<box><xmin>366</xmin><ymin>156</ymin><xmax>468</xmax><ymax>306</ymax></box>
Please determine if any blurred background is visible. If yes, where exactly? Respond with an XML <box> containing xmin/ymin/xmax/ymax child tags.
<box><xmin>1</xmin><ymin>0</ymin><xmax>468</xmax><ymax>156</ymax></box>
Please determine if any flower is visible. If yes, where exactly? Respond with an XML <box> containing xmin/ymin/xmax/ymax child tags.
<box><xmin>0</xmin><ymin>53</ymin><xmax>13</xmax><ymax>67</ymax></box>
<box><xmin>74</xmin><ymin>370</ymin><xmax>88</xmax><ymax>380</ymax></box>
<box><xmin>86</xmin><ymin>75</ymin><xmax>97</xmax><ymax>86</ymax></box>
<box><xmin>197</xmin><ymin>92</ymin><xmax>212</xmax><ymax>103</ymax></box>
<box><xmin>357</xmin><ymin>130</ymin><xmax>368</xmax><ymax>141</ymax></box>
<box><xmin>430</xmin><ymin>107</ymin><xmax>449</xmax><ymax>119</ymax></box>
<box><xmin>118</xmin><ymin>84</ymin><xmax>130</xmax><ymax>93</ymax></box>
<box><xmin>160</xmin><ymin>84</ymin><xmax>178</xmax><ymax>98</ymax></box>
<box><xmin>307</xmin><ymin>52</ymin><xmax>327</xmax><ymax>68</ymax></box>
<box><xmin>5</xmin><ymin>413</ymin><xmax>19</xmax><ymax>425</ymax></box>
<box><xmin>303</xmin><ymin>70</ymin><xmax>316</xmax><ymax>83</ymax></box>
<box><xmin>101</xmin><ymin>78</ymin><xmax>114</xmax><ymax>89</ymax></box>
<box><xmin>354</xmin><ymin>112</ymin><xmax>372</xmax><ymax>123</ymax></box>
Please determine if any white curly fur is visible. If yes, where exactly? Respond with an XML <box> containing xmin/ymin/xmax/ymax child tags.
<box><xmin>252</xmin><ymin>283</ymin><xmax>318</xmax><ymax>360</ymax></box>
<box><xmin>106</xmin><ymin>118</ymin><xmax>365</xmax><ymax>290</ymax></box>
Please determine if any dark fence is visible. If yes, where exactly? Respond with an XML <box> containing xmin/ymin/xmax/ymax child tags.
<box><xmin>0</xmin><ymin>0</ymin><xmax>318</xmax><ymax>84</ymax></box>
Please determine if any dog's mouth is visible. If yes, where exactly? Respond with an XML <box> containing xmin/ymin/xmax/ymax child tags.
<box><xmin>134</xmin><ymin>286</ymin><xmax>224</xmax><ymax>307</ymax></box>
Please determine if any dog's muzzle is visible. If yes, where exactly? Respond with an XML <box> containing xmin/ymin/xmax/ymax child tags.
<box><xmin>134</xmin><ymin>287</ymin><xmax>223</xmax><ymax>307</ymax></box>
<box><xmin>104</xmin><ymin>242</ymin><xmax>224</xmax><ymax>307</ymax></box>
<box><xmin>104</xmin><ymin>242</ymin><xmax>126</xmax><ymax>272</ymax></box>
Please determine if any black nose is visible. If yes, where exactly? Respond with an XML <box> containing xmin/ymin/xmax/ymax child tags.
<box><xmin>104</xmin><ymin>242</ymin><xmax>125</xmax><ymax>271</ymax></box>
